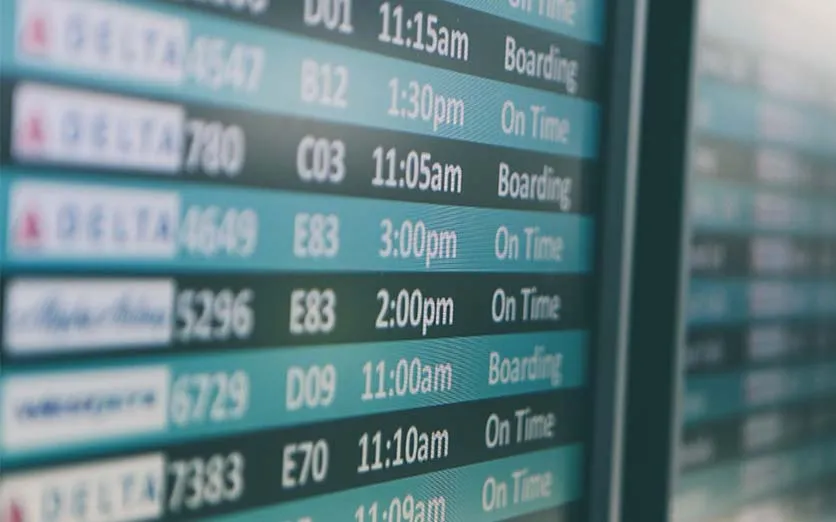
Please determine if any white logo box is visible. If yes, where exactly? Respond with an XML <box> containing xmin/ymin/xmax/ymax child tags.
<box><xmin>9</xmin><ymin>181</ymin><xmax>180</xmax><ymax>258</ymax></box>
<box><xmin>2</xmin><ymin>366</ymin><xmax>170</xmax><ymax>450</ymax></box>
<box><xmin>13</xmin><ymin>82</ymin><xmax>185</xmax><ymax>172</ymax></box>
<box><xmin>4</xmin><ymin>278</ymin><xmax>175</xmax><ymax>354</ymax></box>
<box><xmin>0</xmin><ymin>453</ymin><xmax>165</xmax><ymax>522</ymax></box>
<box><xmin>16</xmin><ymin>0</ymin><xmax>187</xmax><ymax>84</ymax></box>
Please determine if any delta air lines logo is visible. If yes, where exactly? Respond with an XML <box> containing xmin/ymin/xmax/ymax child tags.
<box><xmin>17</xmin><ymin>0</ymin><xmax>50</xmax><ymax>57</ymax></box>
<box><xmin>13</xmin><ymin>102</ymin><xmax>47</xmax><ymax>157</ymax></box>
<box><xmin>9</xmin><ymin>181</ymin><xmax>180</xmax><ymax>258</ymax></box>
<box><xmin>12</xmin><ymin>83</ymin><xmax>185</xmax><ymax>171</ymax></box>
<box><xmin>0</xmin><ymin>454</ymin><xmax>165</xmax><ymax>522</ymax></box>
<box><xmin>3</xmin><ymin>499</ymin><xmax>25</xmax><ymax>522</ymax></box>
<box><xmin>16</xmin><ymin>0</ymin><xmax>187</xmax><ymax>84</ymax></box>
<box><xmin>13</xmin><ymin>200</ymin><xmax>43</xmax><ymax>251</ymax></box>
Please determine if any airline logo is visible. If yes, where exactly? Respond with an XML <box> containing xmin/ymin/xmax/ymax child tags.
<box><xmin>16</xmin><ymin>0</ymin><xmax>186</xmax><ymax>84</ymax></box>
<box><xmin>4</xmin><ymin>278</ymin><xmax>175</xmax><ymax>354</ymax></box>
<box><xmin>9</xmin><ymin>181</ymin><xmax>180</xmax><ymax>258</ymax></box>
<box><xmin>13</xmin><ymin>83</ymin><xmax>184</xmax><ymax>172</ymax></box>
<box><xmin>0</xmin><ymin>454</ymin><xmax>165</xmax><ymax>522</ymax></box>
<box><xmin>2</xmin><ymin>367</ymin><xmax>169</xmax><ymax>450</ymax></box>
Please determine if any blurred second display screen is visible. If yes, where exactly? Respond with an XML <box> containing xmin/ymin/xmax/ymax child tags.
<box><xmin>675</xmin><ymin>0</ymin><xmax>836</xmax><ymax>521</ymax></box>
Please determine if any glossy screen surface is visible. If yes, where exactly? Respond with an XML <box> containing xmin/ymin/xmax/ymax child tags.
<box><xmin>0</xmin><ymin>1</ymin><xmax>611</xmax><ymax>521</ymax></box>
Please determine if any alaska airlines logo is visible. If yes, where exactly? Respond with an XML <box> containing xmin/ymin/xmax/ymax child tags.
<box><xmin>13</xmin><ymin>83</ymin><xmax>184</xmax><ymax>171</ymax></box>
<box><xmin>0</xmin><ymin>454</ymin><xmax>165</xmax><ymax>522</ymax></box>
<box><xmin>9</xmin><ymin>181</ymin><xmax>180</xmax><ymax>258</ymax></box>
<box><xmin>2</xmin><ymin>367</ymin><xmax>169</xmax><ymax>449</ymax></box>
<box><xmin>5</xmin><ymin>279</ymin><xmax>175</xmax><ymax>354</ymax></box>
<box><xmin>16</xmin><ymin>0</ymin><xmax>186</xmax><ymax>84</ymax></box>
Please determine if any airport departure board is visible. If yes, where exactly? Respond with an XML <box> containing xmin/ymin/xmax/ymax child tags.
<box><xmin>675</xmin><ymin>1</ymin><xmax>836</xmax><ymax>521</ymax></box>
<box><xmin>0</xmin><ymin>0</ymin><xmax>611</xmax><ymax>521</ymax></box>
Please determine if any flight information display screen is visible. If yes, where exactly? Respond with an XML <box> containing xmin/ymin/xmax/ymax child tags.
<box><xmin>0</xmin><ymin>1</ymin><xmax>610</xmax><ymax>521</ymax></box>
<box><xmin>675</xmin><ymin>1</ymin><xmax>836</xmax><ymax>521</ymax></box>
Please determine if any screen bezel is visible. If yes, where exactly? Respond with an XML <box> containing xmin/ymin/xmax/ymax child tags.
<box><xmin>582</xmin><ymin>0</ymin><xmax>646</xmax><ymax>520</ymax></box>
<box><xmin>618</xmin><ymin>0</ymin><xmax>703</xmax><ymax>520</ymax></box>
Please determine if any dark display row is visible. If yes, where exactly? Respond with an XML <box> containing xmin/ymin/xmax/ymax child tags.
<box><xmin>156</xmin><ymin>0</ymin><xmax>603</xmax><ymax>99</ymax></box>
<box><xmin>680</xmin><ymin>393</ymin><xmax>836</xmax><ymax>473</ymax></box>
<box><xmin>692</xmin><ymin>134</ymin><xmax>836</xmax><ymax>194</ymax></box>
<box><xmin>1</xmin><ymin>272</ymin><xmax>590</xmax><ymax>363</ymax></box>
<box><xmin>691</xmin><ymin>233</ymin><xmax>836</xmax><ymax>277</ymax></box>
<box><xmin>685</xmin><ymin>320</ymin><xmax>836</xmax><ymax>374</ymax></box>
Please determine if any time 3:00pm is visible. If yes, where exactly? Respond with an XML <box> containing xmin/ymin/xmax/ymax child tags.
<box><xmin>180</xmin><ymin>208</ymin><xmax>463</xmax><ymax>268</ymax></box>
<box><xmin>292</xmin><ymin>211</ymin><xmax>460</xmax><ymax>269</ymax></box>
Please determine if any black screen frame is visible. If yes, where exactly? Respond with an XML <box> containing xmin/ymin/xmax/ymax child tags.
<box><xmin>581</xmin><ymin>0</ymin><xmax>646</xmax><ymax>520</ymax></box>
<box><xmin>619</xmin><ymin>0</ymin><xmax>702</xmax><ymax>521</ymax></box>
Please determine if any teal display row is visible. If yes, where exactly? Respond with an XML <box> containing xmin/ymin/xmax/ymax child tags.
<box><xmin>683</xmin><ymin>361</ymin><xmax>836</xmax><ymax>424</ymax></box>
<box><xmin>688</xmin><ymin>278</ymin><xmax>836</xmax><ymax>326</ymax></box>
<box><xmin>1</xmin><ymin>170</ymin><xmax>593</xmax><ymax>273</ymax></box>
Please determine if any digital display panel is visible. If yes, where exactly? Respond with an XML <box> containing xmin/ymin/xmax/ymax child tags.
<box><xmin>674</xmin><ymin>1</ymin><xmax>836</xmax><ymax>520</ymax></box>
<box><xmin>0</xmin><ymin>1</ymin><xmax>615</xmax><ymax>521</ymax></box>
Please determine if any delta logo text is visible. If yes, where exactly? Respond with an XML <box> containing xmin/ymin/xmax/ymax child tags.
<box><xmin>0</xmin><ymin>454</ymin><xmax>165</xmax><ymax>522</ymax></box>
<box><xmin>16</xmin><ymin>0</ymin><xmax>186</xmax><ymax>84</ymax></box>
<box><xmin>2</xmin><ymin>367</ymin><xmax>169</xmax><ymax>450</ymax></box>
<box><xmin>13</xmin><ymin>82</ymin><xmax>184</xmax><ymax>172</ymax></box>
<box><xmin>9</xmin><ymin>181</ymin><xmax>179</xmax><ymax>258</ymax></box>
<box><xmin>4</xmin><ymin>278</ymin><xmax>175</xmax><ymax>354</ymax></box>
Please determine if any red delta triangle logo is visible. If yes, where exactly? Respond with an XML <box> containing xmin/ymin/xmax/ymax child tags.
<box><xmin>19</xmin><ymin>10</ymin><xmax>49</xmax><ymax>56</ymax></box>
<box><xmin>13</xmin><ymin>202</ymin><xmax>44</xmax><ymax>251</ymax></box>
<box><xmin>16</xmin><ymin>109</ymin><xmax>47</xmax><ymax>155</ymax></box>
<box><xmin>3</xmin><ymin>498</ymin><xmax>25</xmax><ymax>522</ymax></box>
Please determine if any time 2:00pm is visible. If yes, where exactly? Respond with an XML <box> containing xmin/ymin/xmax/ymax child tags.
<box><xmin>376</xmin><ymin>288</ymin><xmax>454</xmax><ymax>336</ymax></box>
